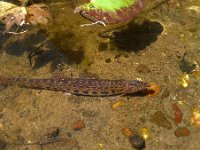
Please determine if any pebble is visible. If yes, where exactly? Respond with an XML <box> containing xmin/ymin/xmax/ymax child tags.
<box><xmin>172</xmin><ymin>103</ymin><xmax>183</xmax><ymax>125</ymax></box>
<box><xmin>72</xmin><ymin>120</ymin><xmax>85</xmax><ymax>130</ymax></box>
<box><xmin>150</xmin><ymin>111</ymin><xmax>172</xmax><ymax>129</ymax></box>
<box><xmin>174</xmin><ymin>127</ymin><xmax>190</xmax><ymax>137</ymax></box>
<box><xmin>112</xmin><ymin>101</ymin><xmax>125</xmax><ymax>109</ymax></box>
<box><xmin>140</xmin><ymin>127</ymin><xmax>150</xmax><ymax>140</ymax></box>
<box><xmin>129</xmin><ymin>134</ymin><xmax>145</xmax><ymax>150</ymax></box>
<box><xmin>190</xmin><ymin>107</ymin><xmax>200</xmax><ymax>128</ymax></box>
<box><xmin>122</xmin><ymin>128</ymin><xmax>145</xmax><ymax>149</ymax></box>
<box><xmin>136</xmin><ymin>64</ymin><xmax>150</xmax><ymax>74</ymax></box>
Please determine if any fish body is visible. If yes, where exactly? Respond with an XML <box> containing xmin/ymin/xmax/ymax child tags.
<box><xmin>0</xmin><ymin>76</ymin><xmax>152</xmax><ymax>96</ymax></box>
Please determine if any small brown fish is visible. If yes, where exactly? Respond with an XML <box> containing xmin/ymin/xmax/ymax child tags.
<box><xmin>0</xmin><ymin>76</ymin><xmax>158</xmax><ymax>96</ymax></box>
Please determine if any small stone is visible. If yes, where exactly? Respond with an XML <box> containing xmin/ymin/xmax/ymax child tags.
<box><xmin>140</xmin><ymin>127</ymin><xmax>150</xmax><ymax>140</ymax></box>
<box><xmin>150</xmin><ymin>111</ymin><xmax>172</xmax><ymax>129</ymax></box>
<box><xmin>147</xmin><ymin>82</ymin><xmax>161</xmax><ymax>96</ymax></box>
<box><xmin>177</xmin><ymin>74</ymin><xmax>190</xmax><ymax>88</ymax></box>
<box><xmin>136</xmin><ymin>64</ymin><xmax>150</xmax><ymax>74</ymax></box>
<box><xmin>72</xmin><ymin>120</ymin><xmax>85</xmax><ymax>130</ymax></box>
<box><xmin>112</xmin><ymin>101</ymin><xmax>125</xmax><ymax>109</ymax></box>
<box><xmin>174</xmin><ymin>127</ymin><xmax>190</xmax><ymax>137</ymax></box>
<box><xmin>172</xmin><ymin>103</ymin><xmax>183</xmax><ymax>125</ymax></box>
<box><xmin>129</xmin><ymin>134</ymin><xmax>145</xmax><ymax>150</ymax></box>
<box><xmin>190</xmin><ymin>107</ymin><xmax>200</xmax><ymax>128</ymax></box>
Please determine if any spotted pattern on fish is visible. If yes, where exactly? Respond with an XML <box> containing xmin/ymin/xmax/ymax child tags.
<box><xmin>0</xmin><ymin>77</ymin><xmax>151</xmax><ymax>96</ymax></box>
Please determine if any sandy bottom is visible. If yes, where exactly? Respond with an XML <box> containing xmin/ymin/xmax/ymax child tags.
<box><xmin>0</xmin><ymin>0</ymin><xmax>200</xmax><ymax>149</ymax></box>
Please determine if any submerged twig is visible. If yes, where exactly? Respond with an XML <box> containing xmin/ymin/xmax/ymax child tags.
<box><xmin>80</xmin><ymin>20</ymin><xmax>107</xmax><ymax>27</ymax></box>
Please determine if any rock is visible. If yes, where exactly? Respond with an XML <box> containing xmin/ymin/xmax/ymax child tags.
<box><xmin>72</xmin><ymin>120</ymin><xmax>85</xmax><ymax>130</ymax></box>
<box><xmin>129</xmin><ymin>134</ymin><xmax>145</xmax><ymax>150</ymax></box>
<box><xmin>112</xmin><ymin>100</ymin><xmax>125</xmax><ymax>109</ymax></box>
<box><xmin>174</xmin><ymin>127</ymin><xmax>190</xmax><ymax>137</ymax></box>
<box><xmin>172</xmin><ymin>103</ymin><xmax>183</xmax><ymax>125</ymax></box>
<box><xmin>136</xmin><ymin>64</ymin><xmax>150</xmax><ymax>74</ymax></box>
<box><xmin>150</xmin><ymin>111</ymin><xmax>172</xmax><ymax>129</ymax></box>
<box><xmin>190</xmin><ymin>107</ymin><xmax>200</xmax><ymax>128</ymax></box>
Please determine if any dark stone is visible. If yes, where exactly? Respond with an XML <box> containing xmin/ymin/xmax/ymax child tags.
<box><xmin>129</xmin><ymin>134</ymin><xmax>145</xmax><ymax>150</ymax></box>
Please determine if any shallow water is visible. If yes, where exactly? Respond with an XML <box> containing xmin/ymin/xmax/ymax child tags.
<box><xmin>0</xmin><ymin>0</ymin><xmax>200</xmax><ymax>149</ymax></box>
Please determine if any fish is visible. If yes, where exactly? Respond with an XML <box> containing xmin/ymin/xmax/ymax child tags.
<box><xmin>0</xmin><ymin>76</ymin><xmax>157</xmax><ymax>96</ymax></box>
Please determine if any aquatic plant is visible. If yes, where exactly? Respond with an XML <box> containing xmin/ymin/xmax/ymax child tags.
<box><xmin>74</xmin><ymin>0</ymin><xmax>144</xmax><ymax>24</ymax></box>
